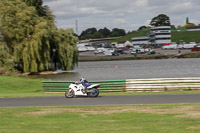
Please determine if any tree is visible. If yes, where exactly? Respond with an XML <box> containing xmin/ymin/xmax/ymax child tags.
<box><xmin>0</xmin><ymin>0</ymin><xmax>78</xmax><ymax>72</ymax></box>
<box><xmin>170</xmin><ymin>25</ymin><xmax>176</xmax><ymax>30</ymax></box>
<box><xmin>184</xmin><ymin>17</ymin><xmax>196</xmax><ymax>29</ymax></box>
<box><xmin>43</xmin><ymin>5</ymin><xmax>55</xmax><ymax>21</ymax></box>
<box><xmin>111</xmin><ymin>28</ymin><xmax>126</xmax><ymax>36</ymax></box>
<box><xmin>79</xmin><ymin>27</ymin><xmax>126</xmax><ymax>39</ymax></box>
<box><xmin>54</xmin><ymin>29</ymin><xmax>78</xmax><ymax>70</ymax></box>
<box><xmin>177</xmin><ymin>25</ymin><xmax>186</xmax><ymax>30</ymax></box>
<box><xmin>22</xmin><ymin>0</ymin><xmax>47</xmax><ymax>17</ymax></box>
<box><xmin>186</xmin><ymin>17</ymin><xmax>189</xmax><ymax>24</ymax></box>
<box><xmin>184</xmin><ymin>23</ymin><xmax>196</xmax><ymax>29</ymax></box>
<box><xmin>137</xmin><ymin>26</ymin><xmax>147</xmax><ymax>31</ymax></box>
<box><xmin>93</xmin><ymin>32</ymin><xmax>103</xmax><ymax>38</ymax></box>
<box><xmin>0</xmin><ymin>41</ymin><xmax>15</xmax><ymax>71</ymax></box>
<box><xmin>98</xmin><ymin>27</ymin><xmax>111</xmax><ymax>38</ymax></box>
<box><xmin>110</xmin><ymin>31</ymin><xmax>120</xmax><ymax>37</ymax></box>
<box><xmin>79</xmin><ymin>27</ymin><xmax>97</xmax><ymax>39</ymax></box>
<box><xmin>149</xmin><ymin>14</ymin><xmax>171</xmax><ymax>27</ymax></box>
<box><xmin>0</xmin><ymin>0</ymin><xmax>51</xmax><ymax>72</ymax></box>
<box><xmin>82</xmin><ymin>27</ymin><xmax>97</xmax><ymax>35</ymax></box>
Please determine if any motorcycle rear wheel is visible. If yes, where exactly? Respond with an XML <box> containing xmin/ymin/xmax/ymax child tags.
<box><xmin>87</xmin><ymin>88</ymin><xmax>99</xmax><ymax>97</ymax></box>
<box><xmin>65</xmin><ymin>90</ymin><xmax>75</xmax><ymax>98</ymax></box>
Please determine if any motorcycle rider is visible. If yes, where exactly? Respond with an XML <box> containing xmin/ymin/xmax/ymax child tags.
<box><xmin>77</xmin><ymin>77</ymin><xmax>91</xmax><ymax>92</ymax></box>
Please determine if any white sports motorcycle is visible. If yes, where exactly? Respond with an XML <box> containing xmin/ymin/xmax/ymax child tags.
<box><xmin>65</xmin><ymin>82</ymin><xmax>100</xmax><ymax>98</ymax></box>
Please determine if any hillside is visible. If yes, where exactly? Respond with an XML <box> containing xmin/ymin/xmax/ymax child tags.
<box><xmin>171</xmin><ymin>31</ymin><xmax>200</xmax><ymax>42</ymax></box>
<box><xmin>109</xmin><ymin>31</ymin><xmax>148</xmax><ymax>43</ymax></box>
<box><xmin>111</xmin><ymin>30</ymin><xmax>200</xmax><ymax>43</ymax></box>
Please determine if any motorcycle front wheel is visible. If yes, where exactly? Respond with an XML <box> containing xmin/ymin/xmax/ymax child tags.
<box><xmin>65</xmin><ymin>89</ymin><xmax>75</xmax><ymax>98</ymax></box>
<box><xmin>87</xmin><ymin>88</ymin><xmax>99</xmax><ymax>97</ymax></box>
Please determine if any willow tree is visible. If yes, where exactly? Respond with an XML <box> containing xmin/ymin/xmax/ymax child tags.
<box><xmin>22</xmin><ymin>0</ymin><xmax>47</xmax><ymax>17</ymax></box>
<box><xmin>0</xmin><ymin>0</ymin><xmax>78</xmax><ymax>72</ymax></box>
<box><xmin>54</xmin><ymin>29</ymin><xmax>78</xmax><ymax>70</ymax></box>
<box><xmin>0</xmin><ymin>41</ymin><xmax>15</xmax><ymax>71</ymax></box>
<box><xmin>0</xmin><ymin>2</ymin><xmax>15</xmax><ymax>71</ymax></box>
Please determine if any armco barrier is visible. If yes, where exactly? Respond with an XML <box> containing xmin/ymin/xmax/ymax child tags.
<box><xmin>126</xmin><ymin>77</ymin><xmax>200</xmax><ymax>92</ymax></box>
<box><xmin>42</xmin><ymin>78</ymin><xmax>200</xmax><ymax>93</ymax></box>
<box><xmin>42</xmin><ymin>80</ymin><xmax>126</xmax><ymax>93</ymax></box>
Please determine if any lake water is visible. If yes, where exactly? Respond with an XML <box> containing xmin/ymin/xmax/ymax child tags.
<box><xmin>28</xmin><ymin>58</ymin><xmax>200</xmax><ymax>81</ymax></box>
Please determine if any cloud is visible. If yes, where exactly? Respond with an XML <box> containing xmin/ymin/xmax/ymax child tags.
<box><xmin>114</xmin><ymin>19</ymin><xmax>128</xmax><ymax>25</ymax></box>
<box><xmin>43</xmin><ymin>0</ymin><xmax>200</xmax><ymax>33</ymax></box>
<box><xmin>190</xmin><ymin>19</ymin><xmax>200</xmax><ymax>25</ymax></box>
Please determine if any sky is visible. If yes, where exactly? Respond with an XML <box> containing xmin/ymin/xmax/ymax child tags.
<box><xmin>43</xmin><ymin>0</ymin><xmax>200</xmax><ymax>35</ymax></box>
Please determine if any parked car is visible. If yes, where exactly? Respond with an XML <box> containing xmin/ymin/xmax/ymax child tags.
<box><xmin>144</xmin><ymin>48</ymin><xmax>156</xmax><ymax>54</ymax></box>
<box><xmin>116</xmin><ymin>49</ymin><xmax>127</xmax><ymax>54</ymax></box>
<box><xmin>129</xmin><ymin>48</ymin><xmax>137</xmax><ymax>55</ymax></box>
<box><xmin>112</xmin><ymin>50</ymin><xmax>119</xmax><ymax>56</ymax></box>
<box><xmin>148</xmin><ymin>49</ymin><xmax>156</xmax><ymax>54</ymax></box>
<box><xmin>78</xmin><ymin>46</ymin><xmax>87</xmax><ymax>52</ymax></box>
<box><xmin>86</xmin><ymin>46</ymin><xmax>95</xmax><ymax>51</ymax></box>
<box><xmin>137</xmin><ymin>48</ymin><xmax>145</xmax><ymax>54</ymax></box>
<box><xmin>104</xmin><ymin>48</ymin><xmax>115</xmax><ymax>56</ymax></box>
<box><xmin>96</xmin><ymin>48</ymin><xmax>105</xmax><ymax>53</ymax></box>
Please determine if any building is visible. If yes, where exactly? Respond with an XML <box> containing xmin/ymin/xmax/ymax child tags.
<box><xmin>132</xmin><ymin>26</ymin><xmax>171</xmax><ymax>46</ymax></box>
<box><xmin>77</xmin><ymin>37</ymin><xmax>120</xmax><ymax>52</ymax></box>
<box><xmin>132</xmin><ymin>36</ymin><xmax>149</xmax><ymax>45</ymax></box>
<box><xmin>78</xmin><ymin>37</ymin><xmax>120</xmax><ymax>47</ymax></box>
<box><xmin>149</xmin><ymin>26</ymin><xmax>171</xmax><ymax>45</ymax></box>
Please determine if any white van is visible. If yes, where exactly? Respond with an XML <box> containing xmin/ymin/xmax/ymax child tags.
<box><xmin>162</xmin><ymin>43</ymin><xmax>177</xmax><ymax>49</ymax></box>
<box><xmin>177</xmin><ymin>42</ymin><xmax>197</xmax><ymax>49</ymax></box>
<box><xmin>104</xmin><ymin>48</ymin><xmax>115</xmax><ymax>56</ymax></box>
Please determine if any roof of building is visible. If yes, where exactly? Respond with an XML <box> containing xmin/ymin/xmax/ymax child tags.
<box><xmin>78</xmin><ymin>37</ymin><xmax>120</xmax><ymax>43</ymax></box>
<box><xmin>117</xmin><ymin>41</ymin><xmax>126</xmax><ymax>44</ymax></box>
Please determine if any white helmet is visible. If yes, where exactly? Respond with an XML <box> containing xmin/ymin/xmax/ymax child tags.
<box><xmin>80</xmin><ymin>77</ymin><xmax>85</xmax><ymax>82</ymax></box>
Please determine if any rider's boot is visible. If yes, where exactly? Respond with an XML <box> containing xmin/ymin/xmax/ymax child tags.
<box><xmin>85</xmin><ymin>87</ymin><xmax>88</xmax><ymax>93</ymax></box>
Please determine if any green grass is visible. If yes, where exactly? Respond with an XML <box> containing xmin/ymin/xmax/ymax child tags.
<box><xmin>177</xmin><ymin>52</ymin><xmax>200</xmax><ymax>58</ymax></box>
<box><xmin>1</xmin><ymin>74</ymin><xmax>200</xmax><ymax>97</ymax></box>
<box><xmin>172</xmin><ymin>31</ymin><xmax>200</xmax><ymax>42</ymax></box>
<box><xmin>1</xmin><ymin>104</ymin><xmax>200</xmax><ymax>133</ymax></box>
<box><xmin>79</xmin><ymin>53</ymin><xmax>200</xmax><ymax>62</ymax></box>
<box><xmin>0</xmin><ymin>75</ymin><xmax>63</xmax><ymax>97</ymax></box>
<box><xmin>79</xmin><ymin>55</ymin><xmax>173</xmax><ymax>62</ymax></box>
<box><xmin>109</xmin><ymin>31</ymin><xmax>148</xmax><ymax>42</ymax></box>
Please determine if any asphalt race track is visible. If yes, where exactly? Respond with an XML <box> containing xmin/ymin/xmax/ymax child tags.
<box><xmin>1</xmin><ymin>94</ymin><xmax>200</xmax><ymax>107</ymax></box>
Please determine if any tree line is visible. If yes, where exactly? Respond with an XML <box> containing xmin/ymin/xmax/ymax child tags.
<box><xmin>78</xmin><ymin>14</ymin><xmax>171</xmax><ymax>40</ymax></box>
<box><xmin>0</xmin><ymin>0</ymin><xmax>78</xmax><ymax>73</ymax></box>
<box><xmin>79</xmin><ymin>27</ymin><xmax>126</xmax><ymax>40</ymax></box>
<box><xmin>79</xmin><ymin>14</ymin><xmax>200</xmax><ymax>40</ymax></box>
<box><xmin>137</xmin><ymin>14</ymin><xmax>200</xmax><ymax>31</ymax></box>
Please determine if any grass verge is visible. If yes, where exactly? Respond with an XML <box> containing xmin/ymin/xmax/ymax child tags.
<box><xmin>79</xmin><ymin>54</ymin><xmax>173</xmax><ymax>62</ymax></box>
<box><xmin>177</xmin><ymin>52</ymin><xmax>200</xmax><ymax>58</ymax></box>
<box><xmin>1</xmin><ymin>74</ymin><xmax>200</xmax><ymax>97</ymax></box>
<box><xmin>1</xmin><ymin>104</ymin><xmax>200</xmax><ymax>133</ymax></box>
<box><xmin>79</xmin><ymin>53</ymin><xmax>200</xmax><ymax>62</ymax></box>
<box><xmin>0</xmin><ymin>75</ymin><xmax>63</xmax><ymax>97</ymax></box>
